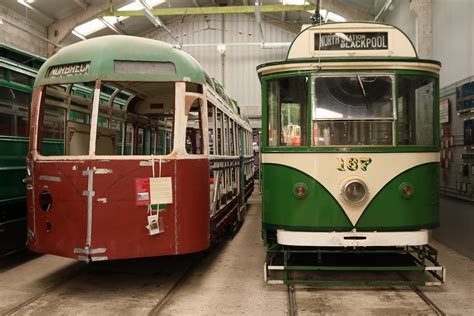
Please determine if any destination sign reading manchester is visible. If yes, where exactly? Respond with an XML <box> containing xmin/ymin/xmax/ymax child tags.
<box><xmin>314</xmin><ymin>32</ymin><xmax>388</xmax><ymax>51</ymax></box>
<box><xmin>48</xmin><ymin>62</ymin><xmax>90</xmax><ymax>78</ymax></box>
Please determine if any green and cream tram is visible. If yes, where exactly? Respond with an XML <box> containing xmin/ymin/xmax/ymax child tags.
<box><xmin>258</xmin><ymin>22</ymin><xmax>445</xmax><ymax>285</ymax></box>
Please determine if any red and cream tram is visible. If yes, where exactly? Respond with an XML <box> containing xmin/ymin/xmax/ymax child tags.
<box><xmin>25</xmin><ymin>36</ymin><xmax>254</xmax><ymax>262</ymax></box>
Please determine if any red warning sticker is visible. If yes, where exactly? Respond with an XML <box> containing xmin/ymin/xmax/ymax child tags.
<box><xmin>135</xmin><ymin>178</ymin><xmax>150</xmax><ymax>206</ymax></box>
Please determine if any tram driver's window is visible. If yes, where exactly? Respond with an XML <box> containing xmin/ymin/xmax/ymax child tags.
<box><xmin>185</xmin><ymin>98</ymin><xmax>203</xmax><ymax>155</ymax></box>
<box><xmin>39</xmin><ymin>84</ymin><xmax>81</xmax><ymax>156</ymax></box>
<box><xmin>267</xmin><ymin>76</ymin><xmax>307</xmax><ymax>146</ymax></box>
<box><xmin>397</xmin><ymin>76</ymin><xmax>435</xmax><ymax>145</ymax></box>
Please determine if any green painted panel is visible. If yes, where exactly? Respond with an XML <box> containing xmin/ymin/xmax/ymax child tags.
<box><xmin>262</xmin><ymin>163</ymin><xmax>352</xmax><ymax>230</ymax></box>
<box><xmin>0</xmin><ymin>168</ymin><xmax>26</xmax><ymax>201</ymax></box>
<box><xmin>42</xmin><ymin>139</ymin><xmax>64</xmax><ymax>156</ymax></box>
<box><xmin>0</xmin><ymin>137</ymin><xmax>28</xmax><ymax>159</ymax></box>
<box><xmin>357</xmin><ymin>163</ymin><xmax>439</xmax><ymax>230</ymax></box>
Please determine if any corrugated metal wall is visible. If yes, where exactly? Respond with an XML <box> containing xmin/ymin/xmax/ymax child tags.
<box><xmin>149</xmin><ymin>14</ymin><xmax>296</xmax><ymax>109</ymax></box>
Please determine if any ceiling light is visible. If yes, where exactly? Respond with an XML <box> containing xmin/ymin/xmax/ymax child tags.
<box><xmin>74</xmin><ymin>19</ymin><xmax>106</xmax><ymax>36</ymax></box>
<box><xmin>118</xmin><ymin>0</ymin><xmax>166</xmax><ymax>11</ymax></box>
<box><xmin>17</xmin><ymin>0</ymin><xmax>35</xmax><ymax>6</ymax></box>
<box><xmin>72</xmin><ymin>30</ymin><xmax>87</xmax><ymax>40</ymax></box>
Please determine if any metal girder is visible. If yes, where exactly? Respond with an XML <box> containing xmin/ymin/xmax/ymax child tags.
<box><xmin>99</xmin><ymin>4</ymin><xmax>317</xmax><ymax>17</ymax></box>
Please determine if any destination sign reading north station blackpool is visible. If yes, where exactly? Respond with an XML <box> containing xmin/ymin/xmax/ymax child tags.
<box><xmin>47</xmin><ymin>62</ymin><xmax>90</xmax><ymax>78</ymax></box>
<box><xmin>314</xmin><ymin>32</ymin><xmax>388</xmax><ymax>51</ymax></box>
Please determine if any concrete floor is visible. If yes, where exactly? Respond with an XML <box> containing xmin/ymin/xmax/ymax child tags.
<box><xmin>0</xmin><ymin>192</ymin><xmax>473</xmax><ymax>315</ymax></box>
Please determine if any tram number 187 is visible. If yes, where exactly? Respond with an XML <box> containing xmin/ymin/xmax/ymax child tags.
<box><xmin>337</xmin><ymin>157</ymin><xmax>372</xmax><ymax>172</ymax></box>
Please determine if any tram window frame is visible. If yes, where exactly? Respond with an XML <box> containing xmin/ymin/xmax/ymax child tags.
<box><xmin>224</xmin><ymin>114</ymin><xmax>229</xmax><ymax>156</ymax></box>
<box><xmin>266</xmin><ymin>76</ymin><xmax>308</xmax><ymax>147</ymax></box>
<box><xmin>312</xmin><ymin>73</ymin><xmax>395</xmax><ymax>147</ymax></box>
<box><xmin>208</xmin><ymin>102</ymin><xmax>216</xmax><ymax>155</ymax></box>
<box><xmin>185</xmin><ymin>98</ymin><xmax>204</xmax><ymax>155</ymax></box>
<box><xmin>216</xmin><ymin>109</ymin><xmax>223</xmax><ymax>155</ymax></box>
<box><xmin>37</xmin><ymin>81</ymin><xmax>177</xmax><ymax>158</ymax></box>
<box><xmin>397</xmin><ymin>75</ymin><xmax>436</xmax><ymax>146</ymax></box>
<box><xmin>0</xmin><ymin>86</ymin><xmax>31</xmax><ymax>137</ymax></box>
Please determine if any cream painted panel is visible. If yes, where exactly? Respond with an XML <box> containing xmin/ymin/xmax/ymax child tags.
<box><xmin>262</xmin><ymin>152</ymin><xmax>439</xmax><ymax>225</ymax></box>
<box><xmin>288</xmin><ymin>23</ymin><xmax>417</xmax><ymax>59</ymax></box>
<box><xmin>257</xmin><ymin>61</ymin><xmax>440</xmax><ymax>76</ymax></box>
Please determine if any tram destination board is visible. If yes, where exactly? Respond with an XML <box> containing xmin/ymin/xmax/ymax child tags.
<box><xmin>314</xmin><ymin>32</ymin><xmax>388</xmax><ymax>51</ymax></box>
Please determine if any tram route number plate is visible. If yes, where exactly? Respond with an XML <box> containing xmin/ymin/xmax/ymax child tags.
<box><xmin>314</xmin><ymin>32</ymin><xmax>388</xmax><ymax>51</ymax></box>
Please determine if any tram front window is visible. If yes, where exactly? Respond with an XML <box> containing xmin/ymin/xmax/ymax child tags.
<box><xmin>39</xmin><ymin>81</ymin><xmax>175</xmax><ymax>156</ymax></box>
<box><xmin>267</xmin><ymin>76</ymin><xmax>307</xmax><ymax>147</ymax></box>
<box><xmin>313</xmin><ymin>75</ymin><xmax>394</xmax><ymax>146</ymax></box>
<box><xmin>397</xmin><ymin>75</ymin><xmax>435</xmax><ymax>145</ymax></box>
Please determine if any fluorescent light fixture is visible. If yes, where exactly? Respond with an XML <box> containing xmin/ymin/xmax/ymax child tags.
<box><xmin>139</xmin><ymin>0</ymin><xmax>164</xmax><ymax>27</ymax></box>
<box><xmin>72</xmin><ymin>30</ymin><xmax>87</xmax><ymax>40</ymax></box>
<box><xmin>118</xmin><ymin>0</ymin><xmax>166</xmax><ymax>11</ymax></box>
<box><xmin>72</xmin><ymin>0</ymin><xmax>167</xmax><ymax>40</ymax></box>
<box><xmin>74</xmin><ymin>18</ymin><xmax>106</xmax><ymax>36</ymax></box>
<box><xmin>261</xmin><ymin>42</ymin><xmax>291</xmax><ymax>49</ymax></box>
<box><xmin>17</xmin><ymin>0</ymin><xmax>36</xmax><ymax>5</ymax></box>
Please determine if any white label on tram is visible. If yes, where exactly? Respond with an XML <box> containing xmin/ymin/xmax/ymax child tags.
<box><xmin>314</xmin><ymin>32</ymin><xmax>388</xmax><ymax>51</ymax></box>
<box><xmin>150</xmin><ymin>177</ymin><xmax>173</xmax><ymax>204</ymax></box>
<box><xmin>47</xmin><ymin>62</ymin><xmax>90</xmax><ymax>78</ymax></box>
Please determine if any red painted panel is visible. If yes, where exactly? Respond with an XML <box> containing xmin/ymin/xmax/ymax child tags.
<box><xmin>90</xmin><ymin>159</ymin><xmax>177</xmax><ymax>260</ymax></box>
<box><xmin>175</xmin><ymin>159</ymin><xmax>210</xmax><ymax>253</ymax></box>
<box><xmin>28</xmin><ymin>160</ymin><xmax>89</xmax><ymax>259</ymax></box>
<box><xmin>28</xmin><ymin>158</ymin><xmax>210</xmax><ymax>260</ymax></box>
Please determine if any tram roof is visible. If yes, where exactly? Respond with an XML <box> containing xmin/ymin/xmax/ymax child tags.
<box><xmin>257</xmin><ymin>22</ymin><xmax>441</xmax><ymax>73</ymax></box>
<box><xmin>34</xmin><ymin>35</ymin><xmax>206</xmax><ymax>86</ymax></box>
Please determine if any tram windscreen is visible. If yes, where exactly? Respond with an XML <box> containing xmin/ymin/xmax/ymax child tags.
<box><xmin>39</xmin><ymin>81</ymin><xmax>175</xmax><ymax>156</ymax></box>
<box><xmin>313</xmin><ymin>75</ymin><xmax>393</xmax><ymax>146</ymax></box>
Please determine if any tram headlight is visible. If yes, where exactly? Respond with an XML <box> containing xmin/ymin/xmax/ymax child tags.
<box><xmin>399</xmin><ymin>182</ymin><xmax>414</xmax><ymax>199</ymax></box>
<box><xmin>341</xmin><ymin>179</ymin><xmax>368</xmax><ymax>203</ymax></box>
<box><xmin>293</xmin><ymin>182</ymin><xmax>308</xmax><ymax>199</ymax></box>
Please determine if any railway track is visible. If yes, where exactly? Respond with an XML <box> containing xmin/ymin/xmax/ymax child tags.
<box><xmin>410</xmin><ymin>285</ymin><xmax>446</xmax><ymax>316</ymax></box>
<box><xmin>147</xmin><ymin>259</ymin><xmax>199</xmax><ymax>315</ymax></box>
<box><xmin>286</xmin><ymin>282</ymin><xmax>446</xmax><ymax>315</ymax></box>
<box><xmin>1</xmin><ymin>255</ymin><xmax>201</xmax><ymax>316</ymax></box>
<box><xmin>2</xmin><ymin>264</ymin><xmax>85</xmax><ymax>316</ymax></box>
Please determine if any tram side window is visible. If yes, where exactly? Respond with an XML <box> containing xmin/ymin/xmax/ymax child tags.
<box><xmin>397</xmin><ymin>76</ymin><xmax>435</xmax><ymax>145</ymax></box>
<box><xmin>267</xmin><ymin>76</ymin><xmax>307</xmax><ymax>147</ymax></box>
<box><xmin>0</xmin><ymin>86</ymin><xmax>30</xmax><ymax>137</ymax></box>
<box><xmin>125</xmin><ymin>124</ymin><xmax>134</xmax><ymax>155</ymax></box>
<box><xmin>185</xmin><ymin>99</ymin><xmax>203</xmax><ymax>155</ymax></box>
<box><xmin>208</xmin><ymin>103</ymin><xmax>215</xmax><ymax>155</ymax></box>
<box><xmin>216</xmin><ymin>109</ymin><xmax>223</xmax><ymax>155</ymax></box>
<box><xmin>10</xmin><ymin>71</ymin><xmax>30</xmax><ymax>86</ymax></box>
